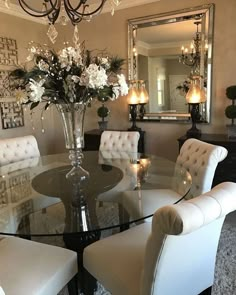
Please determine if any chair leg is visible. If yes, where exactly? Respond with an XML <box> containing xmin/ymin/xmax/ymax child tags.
<box><xmin>67</xmin><ymin>274</ymin><xmax>78</xmax><ymax>295</ymax></box>
<box><xmin>199</xmin><ymin>286</ymin><xmax>212</xmax><ymax>295</ymax></box>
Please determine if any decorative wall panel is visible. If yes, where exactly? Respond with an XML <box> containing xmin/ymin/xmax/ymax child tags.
<box><xmin>0</xmin><ymin>36</ymin><xmax>23</xmax><ymax>129</ymax></box>
<box><xmin>0</xmin><ymin>70</ymin><xmax>15</xmax><ymax>100</ymax></box>
<box><xmin>0</xmin><ymin>101</ymin><xmax>24</xmax><ymax>129</ymax></box>
<box><xmin>0</xmin><ymin>37</ymin><xmax>18</xmax><ymax>66</ymax></box>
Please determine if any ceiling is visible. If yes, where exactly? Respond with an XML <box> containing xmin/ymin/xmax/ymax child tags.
<box><xmin>137</xmin><ymin>20</ymin><xmax>197</xmax><ymax>47</ymax></box>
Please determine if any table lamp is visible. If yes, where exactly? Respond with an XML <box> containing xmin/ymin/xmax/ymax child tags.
<box><xmin>186</xmin><ymin>77</ymin><xmax>206</xmax><ymax>138</ymax></box>
<box><xmin>127</xmin><ymin>81</ymin><xmax>141</xmax><ymax>131</ymax></box>
<box><xmin>138</xmin><ymin>81</ymin><xmax>149</xmax><ymax>119</ymax></box>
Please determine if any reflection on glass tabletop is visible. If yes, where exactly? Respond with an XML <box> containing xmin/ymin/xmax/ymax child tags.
<box><xmin>0</xmin><ymin>151</ymin><xmax>191</xmax><ymax>236</ymax></box>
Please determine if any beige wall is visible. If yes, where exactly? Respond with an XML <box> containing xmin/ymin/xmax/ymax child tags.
<box><xmin>0</xmin><ymin>13</ymin><xmax>59</xmax><ymax>155</ymax></box>
<box><xmin>0</xmin><ymin>0</ymin><xmax>235</xmax><ymax>160</ymax></box>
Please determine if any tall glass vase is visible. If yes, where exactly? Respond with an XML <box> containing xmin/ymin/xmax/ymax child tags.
<box><xmin>56</xmin><ymin>103</ymin><xmax>89</xmax><ymax>181</ymax></box>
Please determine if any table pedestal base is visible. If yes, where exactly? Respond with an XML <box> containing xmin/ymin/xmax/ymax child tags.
<box><xmin>63</xmin><ymin>231</ymin><xmax>101</xmax><ymax>295</ymax></box>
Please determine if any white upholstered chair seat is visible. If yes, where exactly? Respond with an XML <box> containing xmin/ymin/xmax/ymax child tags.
<box><xmin>84</xmin><ymin>222</ymin><xmax>151</xmax><ymax>295</ymax></box>
<box><xmin>0</xmin><ymin>236</ymin><xmax>78</xmax><ymax>295</ymax></box>
<box><xmin>84</xmin><ymin>182</ymin><xmax>236</xmax><ymax>295</ymax></box>
<box><xmin>121</xmin><ymin>189</ymin><xmax>182</xmax><ymax>222</ymax></box>
<box><xmin>0</xmin><ymin>135</ymin><xmax>40</xmax><ymax>166</ymax></box>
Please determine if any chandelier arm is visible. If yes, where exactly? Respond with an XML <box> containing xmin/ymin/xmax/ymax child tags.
<box><xmin>18</xmin><ymin>0</ymin><xmax>58</xmax><ymax>17</ymax></box>
<box><xmin>65</xmin><ymin>0</ymin><xmax>106</xmax><ymax>17</ymax></box>
<box><xmin>47</xmin><ymin>0</ymin><xmax>61</xmax><ymax>23</ymax></box>
<box><xmin>65</xmin><ymin>0</ymin><xmax>86</xmax><ymax>12</ymax></box>
<box><xmin>63</xmin><ymin>2</ymin><xmax>83</xmax><ymax>24</ymax></box>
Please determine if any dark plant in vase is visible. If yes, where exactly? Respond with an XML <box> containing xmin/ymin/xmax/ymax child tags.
<box><xmin>225</xmin><ymin>85</ymin><xmax>236</xmax><ymax>138</ymax></box>
<box><xmin>97</xmin><ymin>100</ymin><xmax>110</xmax><ymax>131</ymax></box>
<box><xmin>176</xmin><ymin>79</ymin><xmax>191</xmax><ymax>95</ymax></box>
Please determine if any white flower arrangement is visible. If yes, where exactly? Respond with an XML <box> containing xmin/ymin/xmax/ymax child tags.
<box><xmin>10</xmin><ymin>41</ymin><xmax>128</xmax><ymax>110</ymax></box>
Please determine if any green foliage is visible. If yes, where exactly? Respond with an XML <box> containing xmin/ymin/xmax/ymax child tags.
<box><xmin>9</xmin><ymin>68</ymin><xmax>27</xmax><ymax>79</ymax></box>
<box><xmin>97</xmin><ymin>86</ymin><xmax>113</xmax><ymax>102</ymax></box>
<box><xmin>176</xmin><ymin>80</ymin><xmax>190</xmax><ymax>94</ymax></box>
<box><xmin>97</xmin><ymin>105</ymin><xmax>109</xmax><ymax>118</ymax></box>
<box><xmin>110</xmin><ymin>56</ymin><xmax>125</xmax><ymax>73</ymax></box>
<box><xmin>225</xmin><ymin>105</ymin><xmax>236</xmax><ymax>119</ymax></box>
<box><xmin>226</xmin><ymin>85</ymin><xmax>236</xmax><ymax>100</ymax></box>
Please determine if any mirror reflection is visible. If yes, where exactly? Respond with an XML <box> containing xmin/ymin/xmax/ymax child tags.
<box><xmin>128</xmin><ymin>4</ymin><xmax>214</xmax><ymax>122</ymax></box>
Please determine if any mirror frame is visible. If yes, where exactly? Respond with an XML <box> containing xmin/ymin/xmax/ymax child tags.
<box><xmin>127</xmin><ymin>4</ymin><xmax>215</xmax><ymax>123</ymax></box>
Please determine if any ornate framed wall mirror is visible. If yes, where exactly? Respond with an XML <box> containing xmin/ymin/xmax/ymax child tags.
<box><xmin>128</xmin><ymin>4</ymin><xmax>214</xmax><ymax>122</ymax></box>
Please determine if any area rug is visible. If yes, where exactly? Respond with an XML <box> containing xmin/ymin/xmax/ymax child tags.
<box><xmin>212</xmin><ymin>216</ymin><xmax>236</xmax><ymax>295</ymax></box>
<box><xmin>34</xmin><ymin>213</ymin><xmax>236</xmax><ymax>295</ymax></box>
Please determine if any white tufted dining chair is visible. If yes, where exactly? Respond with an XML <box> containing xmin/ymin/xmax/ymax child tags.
<box><xmin>0</xmin><ymin>135</ymin><xmax>40</xmax><ymax>166</ymax></box>
<box><xmin>97</xmin><ymin>131</ymin><xmax>140</xmax><ymax>202</ymax></box>
<box><xmin>84</xmin><ymin>182</ymin><xmax>236</xmax><ymax>295</ymax></box>
<box><xmin>0</xmin><ymin>235</ymin><xmax>78</xmax><ymax>295</ymax></box>
<box><xmin>176</xmin><ymin>138</ymin><xmax>228</xmax><ymax>199</ymax></box>
<box><xmin>99</xmin><ymin>130</ymin><xmax>140</xmax><ymax>154</ymax></box>
<box><xmin>120</xmin><ymin>138</ymin><xmax>228</xmax><ymax>221</ymax></box>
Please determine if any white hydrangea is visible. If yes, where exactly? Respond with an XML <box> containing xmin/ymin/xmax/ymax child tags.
<box><xmin>82</xmin><ymin>64</ymin><xmax>108</xmax><ymax>88</ymax></box>
<box><xmin>59</xmin><ymin>46</ymin><xmax>82</xmax><ymax>70</ymax></box>
<box><xmin>28</xmin><ymin>79</ymin><xmax>45</xmax><ymax>102</ymax></box>
<box><xmin>38</xmin><ymin>59</ymin><xmax>49</xmax><ymax>72</ymax></box>
<box><xmin>99</xmin><ymin>57</ymin><xmax>110</xmax><ymax>70</ymax></box>
<box><xmin>117</xmin><ymin>74</ymin><xmax>129</xmax><ymax>96</ymax></box>
<box><xmin>111</xmin><ymin>86</ymin><xmax>120</xmax><ymax>100</ymax></box>
<box><xmin>71</xmin><ymin>75</ymin><xmax>80</xmax><ymax>83</ymax></box>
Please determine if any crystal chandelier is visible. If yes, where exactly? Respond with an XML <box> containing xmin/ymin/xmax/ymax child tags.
<box><xmin>179</xmin><ymin>21</ymin><xmax>207</xmax><ymax>75</ymax></box>
<box><xmin>17</xmin><ymin>0</ymin><xmax>121</xmax><ymax>25</ymax></box>
<box><xmin>4</xmin><ymin>0</ymin><xmax>121</xmax><ymax>43</ymax></box>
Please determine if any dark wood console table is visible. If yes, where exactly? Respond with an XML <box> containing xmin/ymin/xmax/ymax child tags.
<box><xmin>84</xmin><ymin>129</ymin><xmax>145</xmax><ymax>153</ymax></box>
<box><xmin>177</xmin><ymin>134</ymin><xmax>236</xmax><ymax>187</ymax></box>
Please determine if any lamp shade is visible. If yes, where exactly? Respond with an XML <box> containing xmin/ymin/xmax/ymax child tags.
<box><xmin>127</xmin><ymin>86</ymin><xmax>140</xmax><ymax>105</ymax></box>
<box><xmin>186</xmin><ymin>82</ymin><xmax>206</xmax><ymax>104</ymax></box>
<box><xmin>139</xmin><ymin>84</ymin><xmax>149</xmax><ymax>104</ymax></box>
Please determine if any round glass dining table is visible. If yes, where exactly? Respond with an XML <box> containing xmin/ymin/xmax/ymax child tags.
<box><xmin>0</xmin><ymin>151</ymin><xmax>191</xmax><ymax>239</ymax></box>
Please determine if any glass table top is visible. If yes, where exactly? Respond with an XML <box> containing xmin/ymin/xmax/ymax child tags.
<box><xmin>0</xmin><ymin>151</ymin><xmax>192</xmax><ymax>237</ymax></box>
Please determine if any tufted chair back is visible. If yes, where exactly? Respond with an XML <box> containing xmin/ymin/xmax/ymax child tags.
<box><xmin>176</xmin><ymin>138</ymin><xmax>228</xmax><ymax>199</ymax></box>
<box><xmin>141</xmin><ymin>182</ymin><xmax>236</xmax><ymax>295</ymax></box>
<box><xmin>0</xmin><ymin>135</ymin><xmax>40</xmax><ymax>166</ymax></box>
<box><xmin>99</xmin><ymin>131</ymin><xmax>140</xmax><ymax>154</ymax></box>
<box><xmin>97</xmin><ymin>131</ymin><xmax>140</xmax><ymax>202</ymax></box>
<box><xmin>83</xmin><ymin>182</ymin><xmax>236</xmax><ymax>295</ymax></box>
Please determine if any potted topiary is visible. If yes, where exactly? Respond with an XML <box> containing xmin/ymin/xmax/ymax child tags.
<box><xmin>97</xmin><ymin>103</ymin><xmax>110</xmax><ymax>131</ymax></box>
<box><xmin>225</xmin><ymin>85</ymin><xmax>236</xmax><ymax>138</ymax></box>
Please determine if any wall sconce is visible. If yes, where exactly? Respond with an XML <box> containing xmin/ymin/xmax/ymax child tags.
<box><xmin>186</xmin><ymin>76</ymin><xmax>206</xmax><ymax>138</ymax></box>
<box><xmin>127</xmin><ymin>80</ymin><xmax>149</xmax><ymax>130</ymax></box>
